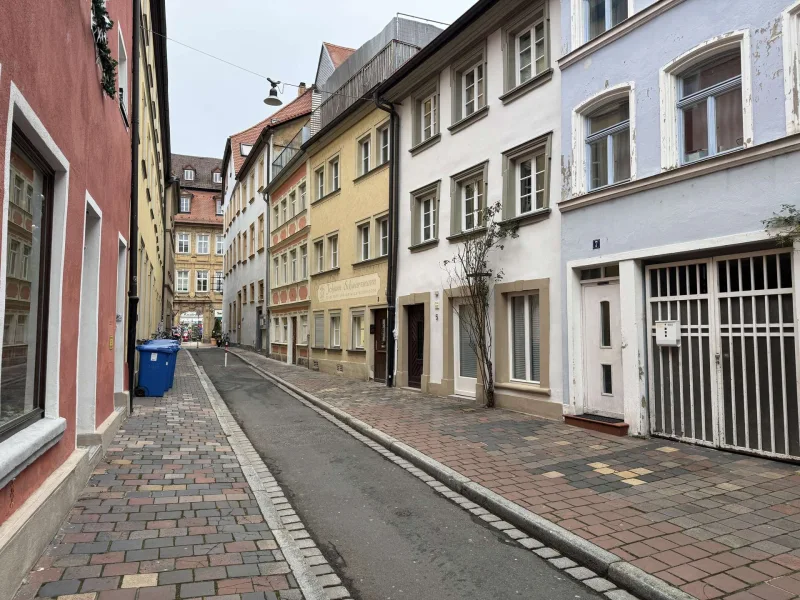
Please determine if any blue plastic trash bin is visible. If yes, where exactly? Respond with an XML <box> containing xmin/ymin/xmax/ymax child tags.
<box><xmin>135</xmin><ymin>344</ymin><xmax>179</xmax><ymax>397</ymax></box>
<box><xmin>143</xmin><ymin>340</ymin><xmax>181</xmax><ymax>389</ymax></box>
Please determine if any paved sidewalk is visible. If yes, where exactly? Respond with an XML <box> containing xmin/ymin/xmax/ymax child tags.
<box><xmin>13</xmin><ymin>353</ymin><xmax>345</xmax><ymax>600</ymax></box>
<box><xmin>232</xmin><ymin>348</ymin><xmax>800</xmax><ymax>600</ymax></box>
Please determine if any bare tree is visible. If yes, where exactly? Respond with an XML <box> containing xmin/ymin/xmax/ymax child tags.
<box><xmin>443</xmin><ymin>202</ymin><xmax>518</xmax><ymax>407</ymax></box>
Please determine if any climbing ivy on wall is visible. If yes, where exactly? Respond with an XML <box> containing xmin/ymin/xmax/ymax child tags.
<box><xmin>91</xmin><ymin>0</ymin><xmax>118</xmax><ymax>99</ymax></box>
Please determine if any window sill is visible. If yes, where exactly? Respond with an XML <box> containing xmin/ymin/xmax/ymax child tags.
<box><xmin>495</xmin><ymin>381</ymin><xmax>551</xmax><ymax>396</ymax></box>
<box><xmin>448</xmin><ymin>105</ymin><xmax>490</xmax><ymax>134</ymax></box>
<box><xmin>314</xmin><ymin>189</ymin><xmax>341</xmax><ymax>205</ymax></box>
<box><xmin>409</xmin><ymin>239</ymin><xmax>439</xmax><ymax>253</ymax></box>
<box><xmin>409</xmin><ymin>133</ymin><xmax>441</xmax><ymax>156</ymax></box>
<box><xmin>499</xmin><ymin>69</ymin><xmax>554</xmax><ymax>105</ymax></box>
<box><xmin>352</xmin><ymin>255</ymin><xmax>388</xmax><ymax>267</ymax></box>
<box><xmin>257</xmin><ymin>247</ymin><xmax>265</xmax><ymax>254</ymax></box>
<box><xmin>311</xmin><ymin>267</ymin><xmax>341</xmax><ymax>278</ymax></box>
<box><xmin>446</xmin><ymin>226</ymin><xmax>487</xmax><ymax>243</ymax></box>
<box><xmin>353</xmin><ymin>161</ymin><xmax>390</xmax><ymax>184</ymax></box>
<box><xmin>347</xmin><ymin>348</ymin><xmax>366</xmax><ymax>353</ymax></box>
<box><xmin>0</xmin><ymin>417</ymin><xmax>66</xmax><ymax>489</ymax></box>
<box><xmin>327</xmin><ymin>347</ymin><xmax>343</xmax><ymax>353</ymax></box>
<box><xmin>249</xmin><ymin>253</ymin><xmax>256</xmax><ymax>259</ymax></box>
<box><xmin>499</xmin><ymin>208</ymin><xmax>551</xmax><ymax>228</ymax></box>
<box><xmin>272</xmin><ymin>342</ymin><xmax>288</xmax><ymax>347</ymax></box>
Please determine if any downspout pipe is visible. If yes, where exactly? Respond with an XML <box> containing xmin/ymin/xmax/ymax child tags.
<box><xmin>126</xmin><ymin>0</ymin><xmax>142</xmax><ymax>413</ymax></box>
<box><xmin>374</xmin><ymin>94</ymin><xmax>398</xmax><ymax>387</ymax></box>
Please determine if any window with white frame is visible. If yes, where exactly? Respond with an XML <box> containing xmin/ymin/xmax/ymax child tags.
<box><xmin>196</xmin><ymin>234</ymin><xmax>210</xmax><ymax>255</ymax></box>
<box><xmin>177</xmin><ymin>270</ymin><xmax>189</xmax><ymax>292</ymax></box>
<box><xmin>378</xmin><ymin>218</ymin><xmax>388</xmax><ymax>257</ymax></box>
<box><xmin>329</xmin><ymin>235</ymin><xmax>339</xmax><ymax>268</ymax></box>
<box><xmin>421</xmin><ymin>195</ymin><xmax>437</xmax><ymax>242</ymax></box>
<box><xmin>315</xmin><ymin>167</ymin><xmax>325</xmax><ymax>200</ymax></box>
<box><xmin>451</xmin><ymin>163</ymin><xmax>488</xmax><ymax>235</ymax></box>
<box><xmin>281</xmin><ymin>253</ymin><xmax>288</xmax><ymax>283</ymax></box>
<box><xmin>586</xmin><ymin>0</ymin><xmax>628</xmax><ymax>41</ymax></box>
<box><xmin>282</xmin><ymin>317</ymin><xmax>288</xmax><ymax>343</ymax></box>
<box><xmin>213</xmin><ymin>171</ymin><xmax>222</xmax><ymax>184</ymax></box>
<box><xmin>183</xmin><ymin>168</ymin><xmax>194</xmax><ymax>181</ymax></box>
<box><xmin>422</xmin><ymin>92</ymin><xmax>437</xmax><ymax>141</ymax></box>
<box><xmin>586</xmin><ymin>99</ymin><xmax>630</xmax><ymax>189</ymax></box>
<box><xmin>315</xmin><ymin>240</ymin><xmax>324</xmax><ymax>273</ymax></box>
<box><xmin>177</xmin><ymin>232</ymin><xmax>190</xmax><ymax>254</ymax></box>
<box><xmin>678</xmin><ymin>51</ymin><xmax>743</xmax><ymax>164</ymax></box>
<box><xmin>330</xmin><ymin>314</ymin><xmax>341</xmax><ymax>348</ymax></box>
<box><xmin>300</xmin><ymin>244</ymin><xmax>308</xmax><ymax>279</ymax></box>
<box><xmin>196</xmin><ymin>270</ymin><xmax>209</xmax><ymax>293</ymax></box>
<box><xmin>463</xmin><ymin>61</ymin><xmax>485</xmax><ymax>117</ymax></box>
<box><xmin>358</xmin><ymin>224</ymin><xmax>370</xmax><ymax>261</ymax></box>
<box><xmin>516</xmin><ymin>21</ymin><xmax>545</xmax><ymax>87</ymax></box>
<box><xmin>299</xmin><ymin>315</ymin><xmax>308</xmax><ymax>344</ymax></box>
<box><xmin>281</xmin><ymin>199</ymin><xmax>287</xmax><ymax>223</ymax></box>
<box><xmin>240</xmin><ymin>143</ymin><xmax>252</xmax><ymax>156</ymax></box>
<box><xmin>272</xmin><ymin>318</ymin><xmax>280</xmax><ymax>341</ymax></box>
<box><xmin>118</xmin><ymin>31</ymin><xmax>128</xmax><ymax>116</ymax></box>
<box><xmin>179</xmin><ymin>196</ymin><xmax>191</xmax><ymax>213</ymax></box>
<box><xmin>273</xmin><ymin>257</ymin><xmax>280</xmax><ymax>286</ymax></box>
<box><xmin>21</xmin><ymin>245</ymin><xmax>30</xmax><ymax>280</ymax></box>
<box><xmin>329</xmin><ymin>157</ymin><xmax>340</xmax><ymax>191</ymax></box>
<box><xmin>410</xmin><ymin>182</ymin><xmax>440</xmax><ymax>246</ymax></box>
<box><xmin>509</xmin><ymin>293</ymin><xmax>540</xmax><ymax>383</ymax></box>
<box><xmin>359</xmin><ymin>136</ymin><xmax>371</xmax><ymax>175</ymax></box>
<box><xmin>7</xmin><ymin>239</ymin><xmax>19</xmax><ymax>277</ymax></box>
<box><xmin>290</xmin><ymin>191</ymin><xmax>296</xmax><ymax>217</ymax></box>
<box><xmin>273</xmin><ymin>204</ymin><xmax>280</xmax><ymax>228</ymax></box>
<box><xmin>461</xmin><ymin>177</ymin><xmax>483</xmax><ymax>232</ymax></box>
<box><xmin>216</xmin><ymin>234</ymin><xmax>224</xmax><ymax>255</ymax></box>
<box><xmin>314</xmin><ymin>313</ymin><xmax>324</xmax><ymax>347</ymax></box>
<box><xmin>378</xmin><ymin>125</ymin><xmax>390</xmax><ymax>165</ymax></box>
<box><xmin>290</xmin><ymin>249</ymin><xmax>297</xmax><ymax>282</ymax></box>
<box><xmin>351</xmin><ymin>311</ymin><xmax>365</xmax><ymax>349</ymax></box>
<box><xmin>299</xmin><ymin>182</ymin><xmax>307</xmax><ymax>211</ymax></box>
<box><xmin>215</xmin><ymin>199</ymin><xmax>223</xmax><ymax>215</ymax></box>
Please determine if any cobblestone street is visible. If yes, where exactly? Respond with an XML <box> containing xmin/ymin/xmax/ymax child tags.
<box><xmin>13</xmin><ymin>353</ymin><xmax>345</xmax><ymax>600</ymax></box>
<box><xmin>231</xmin><ymin>348</ymin><xmax>800</xmax><ymax>600</ymax></box>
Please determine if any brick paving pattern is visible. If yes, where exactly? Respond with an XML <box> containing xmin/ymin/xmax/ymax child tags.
<box><xmin>233</xmin><ymin>348</ymin><xmax>800</xmax><ymax>600</ymax></box>
<box><xmin>13</xmin><ymin>354</ymin><xmax>305</xmax><ymax>600</ymax></box>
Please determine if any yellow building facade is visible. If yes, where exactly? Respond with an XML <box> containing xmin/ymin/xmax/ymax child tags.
<box><xmin>307</xmin><ymin>106</ymin><xmax>391</xmax><ymax>381</ymax></box>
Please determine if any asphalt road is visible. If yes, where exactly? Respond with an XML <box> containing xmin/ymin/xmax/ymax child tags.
<box><xmin>192</xmin><ymin>349</ymin><xmax>602</xmax><ymax>600</ymax></box>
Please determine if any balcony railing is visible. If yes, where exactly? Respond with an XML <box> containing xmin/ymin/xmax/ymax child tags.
<box><xmin>271</xmin><ymin>126</ymin><xmax>307</xmax><ymax>180</ymax></box>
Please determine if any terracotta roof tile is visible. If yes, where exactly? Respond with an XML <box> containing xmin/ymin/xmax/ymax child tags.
<box><xmin>175</xmin><ymin>189</ymin><xmax>223</xmax><ymax>225</ymax></box>
<box><xmin>324</xmin><ymin>42</ymin><xmax>356</xmax><ymax>68</ymax></box>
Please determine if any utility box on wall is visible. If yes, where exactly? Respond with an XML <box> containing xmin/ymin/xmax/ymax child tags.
<box><xmin>655</xmin><ymin>321</ymin><xmax>680</xmax><ymax>347</ymax></box>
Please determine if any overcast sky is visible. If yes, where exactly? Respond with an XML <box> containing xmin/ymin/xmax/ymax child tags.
<box><xmin>165</xmin><ymin>0</ymin><xmax>475</xmax><ymax>159</ymax></box>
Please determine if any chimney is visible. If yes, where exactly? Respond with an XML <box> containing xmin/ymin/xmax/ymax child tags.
<box><xmin>297</xmin><ymin>82</ymin><xmax>307</xmax><ymax>97</ymax></box>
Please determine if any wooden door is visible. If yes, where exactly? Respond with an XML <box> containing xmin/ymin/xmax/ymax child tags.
<box><xmin>373</xmin><ymin>309</ymin><xmax>387</xmax><ymax>383</ymax></box>
<box><xmin>407</xmin><ymin>304</ymin><xmax>424</xmax><ymax>388</ymax></box>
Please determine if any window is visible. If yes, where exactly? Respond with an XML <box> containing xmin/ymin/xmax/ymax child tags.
<box><xmin>290</xmin><ymin>191</ymin><xmax>296</xmax><ymax>217</ymax></box>
<box><xmin>329</xmin><ymin>157</ymin><xmax>340</xmax><ymax>192</ymax></box>
<box><xmin>196</xmin><ymin>270</ymin><xmax>209</xmax><ymax>293</ymax></box>
<box><xmin>241</xmin><ymin>231</ymin><xmax>247</xmax><ymax>259</ymax></box>
<box><xmin>242</xmin><ymin>286</ymin><xmax>247</xmax><ymax>303</ymax></box>
<box><xmin>12</xmin><ymin>172</ymin><xmax>32</xmax><ymax>212</ymax></box>
<box><xmin>258</xmin><ymin>280</ymin><xmax>264</xmax><ymax>302</ymax></box>
<box><xmin>7</xmin><ymin>240</ymin><xmax>19</xmax><ymax>278</ymax></box>
<box><xmin>410</xmin><ymin>182</ymin><xmax>440</xmax><ymax>246</ymax></box>
<box><xmin>314</xmin><ymin>313</ymin><xmax>325</xmax><ymax>348</ymax></box>
<box><xmin>515</xmin><ymin>21</ymin><xmax>545</xmax><ymax>86</ymax></box>
<box><xmin>585</xmin><ymin>99</ymin><xmax>630</xmax><ymax>189</ymax></box>
<box><xmin>600</xmin><ymin>301</ymin><xmax>611</xmax><ymax>348</ymax></box>
<box><xmin>177</xmin><ymin>270</ymin><xmax>189</xmax><ymax>292</ymax></box>
<box><xmin>422</xmin><ymin>195</ymin><xmax>437</xmax><ymax>242</ymax></box>
<box><xmin>299</xmin><ymin>315</ymin><xmax>308</xmax><ymax>345</ymax></box>
<box><xmin>281</xmin><ymin>317</ymin><xmax>288</xmax><ymax>341</ymax></box>
<box><xmin>358</xmin><ymin>224</ymin><xmax>370</xmax><ymax>261</ymax></box>
<box><xmin>281</xmin><ymin>199</ymin><xmax>287</xmax><ymax>223</ymax></box>
<box><xmin>461</xmin><ymin>178</ymin><xmax>483</xmax><ymax>232</ymax></box>
<box><xmin>503</xmin><ymin>134</ymin><xmax>551</xmax><ymax>219</ymax></box>
<box><xmin>214</xmin><ymin>272</ymin><xmax>224</xmax><ymax>292</ymax></box>
<box><xmin>274</xmin><ymin>257</ymin><xmax>280</xmax><ymax>286</ymax></box>
<box><xmin>216</xmin><ymin>234</ymin><xmax>224</xmax><ymax>255</ymax></box>
<box><xmin>300</xmin><ymin>244</ymin><xmax>308</xmax><ymax>279</ymax></box>
<box><xmin>249</xmin><ymin>223</ymin><xmax>255</xmax><ymax>255</ymax></box>
<box><xmin>258</xmin><ymin>215</ymin><xmax>265</xmax><ymax>250</ymax></box>
<box><xmin>510</xmin><ymin>293</ymin><xmax>540</xmax><ymax>383</ymax></box>
<box><xmin>273</xmin><ymin>204</ymin><xmax>280</xmax><ymax>228</ymax></box>
<box><xmin>378</xmin><ymin>218</ymin><xmax>388</xmax><ymax>257</ymax></box>
<box><xmin>329</xmin><ymin>235</ymin><xmax>339</xmax><ymax>268</ymax></box>
<box><xmin>282</xmin><ymin>254</ymin><xmax>288</xmax><ymax>283</ymax></box>
<box><xmin>451</xmin><ymin>162</ymin><xmax>488</xmax><ymax>235</ymax></box>
<box><xmin>351</xmin><ymin>312</ymin><xmax>365</xmax><ymax>349</ymax></box>
<box><xmin>315</xmin><ymin>240</ymin><xmax>324</xmax><ymax>273</ymax></box>
<box><xmin>378</xmin><ymin>125</ymin><xmax>390</xmax><ymax>165</ymax></box>
<box><xmin>678</xmin><ymin>52</ymin><xmax>743</xmax><ymax>164</ymax></box>
<box><xmin>250</xmin><ymin>282</ymin><xmax>256</xmax><ymax>304</ymax></box>
<box><xmin>118</xmin><ymin>30</ymin><xmax>128</xmax><ymax>116</ymax></box>
<box><xmin>315</xmin><ymin>167</ymin><xmax>325</xmax><ymax>200</ymax></box>
<box><xmin>259</xmin><ymin>156</ymin><xmax>265</xmax><ymax>187</ymax></box>
<box><xmin>462</xmin><ymin>62</ymin><xmax>485</xmax><ymax>118</ymax></box>
<box><xmin>240</xmin><ymin>143</ymin><xmax>252</xmax><ymax>156</ymax></box>
<box><xmin>177</xmin><ymin>232</ymin><xmax>190</xmax><ymax>254</ymax></box>
<box><xmin>196</xmin><ymin>234</ymin><xmax>210</xmax><ymax>255</ymax></box>
<box><xmin>290</xmin><ymin>249</ymin><xmax>297</xmax><ymax>282</ymax></box>
<box><xmin>422</xmin><ymin>92</ymin><xmax>437</xmax><ymax>141</ymax></box>
<box><xmin>359</xmin><ymin>136</ymin><xmax>371</xmax><ymax>175</ymax></box>
<box><xmin>183</xmin><ymin>169</ymin><xmax>194</xmax><ymax>181</ymax></box>
<box><xmin>21</xmin><ymin>245</ymin><xmax>30</xmax><ymax>281</ymax></box>
<box><xmin>249</xmin><ymin>172</ymin><xmax>256</xmax><ymax>202</ymax></box>
<box><xmin>299</xmin><ymin>182</ymin><xmax>307</xmax><ymax>211</ymax></box>
<box><xmin>179</xmin><ymin>196</ymin><xmax>191</xmax><ymax>213</ymax></box>
<box><xmin>272</xmin><ymin>318</ymin><xmax>280</xmax><ymax>341</ymax></box>
<box><xmin>215</xmin><ymin>199</ymin><xmax>223</xmax><ymax>215</ymax></box>
<box><xmin>330</xmin><ymin>314</ymin><xmax>341</xmax><ymax>348</ymax></box>
<box><xmin>213</xmin><ymin>171</ymin><xmax>222</xmax><ymax>184</ymax></box>
<box><xmin>587</xmin><ymin>0</ymin><xmax>628</xmax><ymax>41</ymax></box>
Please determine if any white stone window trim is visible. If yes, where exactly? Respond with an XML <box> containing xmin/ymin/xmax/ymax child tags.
<box><xmin>659</xmin><ymin>30</ymin><xmax>752</xmax><ymax>172</ymax></box>
<box><xmin>196</xmin><ymin>233</ymin><xmax>210</xmax><ymax>255</ymax></box>
<box><xmin>783</xmin><ymin>1</ymin><xmax>800</xmax><ymax>135</ymax></box>
<box><xmin>177</xmin><ymin>232</ymin><xmax>190</xmax><ymax>254</ymax></box>
<box><xmin>571</xmin><ymin>82</ymin><xmax>636</xmax><ymax>198</ymax></box>
<box><xmin>176</xmin><ymin>270</ymin><xmax>189</xmax><ymax>293</ymax></box>
<box><xmin>0</xmin><ymin>80</ymin><xmax>70</xmax><ymax>484</ymax></box>
<box><xmin>569</xmin><ymin>0</ymin><xmax>634</xmax><ymax>51</ymax></box>
<box><xmin>350</xmin><ymin>309</ymin><xmax>366</xmax><ymax>350</ymax></box>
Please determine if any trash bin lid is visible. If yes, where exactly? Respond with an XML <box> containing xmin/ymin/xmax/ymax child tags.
<box><xmin>136</xmin><ymin>344</ymin><xmax>178</xmax><ymax>354</ymax></box>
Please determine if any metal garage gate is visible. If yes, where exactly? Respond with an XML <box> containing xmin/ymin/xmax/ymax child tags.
<box><xmin>646</xmin><ymin>250</ymin><xmax>799</xmax><ymax>459</ymax></box>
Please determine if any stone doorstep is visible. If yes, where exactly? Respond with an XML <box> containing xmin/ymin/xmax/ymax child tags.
<box><xmin>564</xmin><ymin>414</ymin><xmax>629</xmax><ymax>437</ymax></box>
<box><xmin>229</xmin><ymin>349</ymin><xmax>701</xmax><ymax>600</ymax></box>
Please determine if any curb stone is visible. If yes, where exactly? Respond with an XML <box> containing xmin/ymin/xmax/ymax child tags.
<box><xmin>229</xmin><ymin>349</ymin><xmax>698</xmax><ymax>600</ymax></box>
<box><xmin>186</xmin><ymin>351</ymin><xmax>355</xmax><ymax>600</ymax></box>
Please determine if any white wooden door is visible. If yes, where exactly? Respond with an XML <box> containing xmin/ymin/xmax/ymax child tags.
<box><xmin>583</xmin><ymin>282</ymin><xmax>624</xmax><ymax>417</ymax></box>
<box><xmin>454</xmin><ymin>302</ymin><xmax>477</xmax><ymax>397</ymax></box>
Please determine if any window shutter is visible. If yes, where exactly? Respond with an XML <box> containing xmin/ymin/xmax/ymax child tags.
<box><xmin>314</xmin><ymin>314</ymin><xmax>324</xmax><ymax>347</ymax></box>
<box><xmin>529</xmin><ymin>294</ymin><xmax>540</xmax><ymax>381</ymax></box>
<box><xmin>458</xmin><ymin>306</ymin><xmax>478</xmax><ymax>378</ymax></box>
<box><xmin>512</xmin><ymin>296</ymin><xmax>526</xmax><ymax>379</ymax></box>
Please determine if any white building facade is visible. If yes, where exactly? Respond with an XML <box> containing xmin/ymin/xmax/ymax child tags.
<box><xmin>380</xmin><ymin>0</ymin><xmax>564</xmax><ymax>417</ymax></box>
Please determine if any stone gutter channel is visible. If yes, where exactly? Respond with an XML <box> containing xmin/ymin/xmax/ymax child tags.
<box><xmin>228</xmin><ymin>349</ymin><xmax>698</xmax><ymax>600</ymax></box>
<box><xmin>186</xmin><ymin>351</ymin><xmax>353</xmax><ymax>600</ymax></box>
